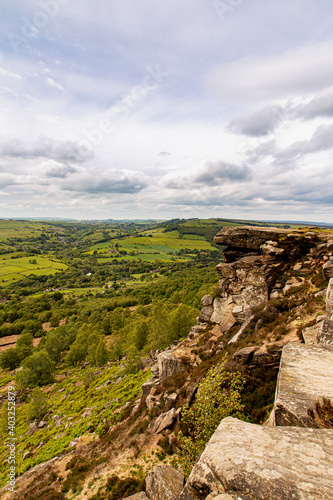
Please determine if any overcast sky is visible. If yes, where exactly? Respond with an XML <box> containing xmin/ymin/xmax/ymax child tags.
<box><xmin>1</xmin><ymin>0</ymin><xmax>333</xmax><ymax>222</ymax></box>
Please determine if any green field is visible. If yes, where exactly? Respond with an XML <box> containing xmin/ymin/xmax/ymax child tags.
<box><xmin>88</xmin><ymin>228</ymin><xmax>214</xmax><ymax>263</ymax></box>
<box><xmin>0</xmin><ymin>254</ymin><xmax>67</xmax><ymax>285</ymax></box>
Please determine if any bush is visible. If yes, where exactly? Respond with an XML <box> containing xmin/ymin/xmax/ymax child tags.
<box><xmin>27</xmin><ymin>387</ymin><xmax>48</xmax><ymax>422</ymax></box>
<box><xmin>0</xmin><ymin>348</ymin><xmax>21</xmax><ymax>370</ymax></box>
<box><xmin>16</xmin><ymin>349</ymin><xmax>55</xmax><ymax>388</ymax></box>
<box><xmin>177</xmin><ymin>356</ymin><xmax>245</xmax><ymax>477</ymax></box>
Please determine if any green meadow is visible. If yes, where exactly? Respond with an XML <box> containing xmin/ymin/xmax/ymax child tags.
<box><xmin>0</xmin><ymin>254</ymin><xmax>67</xmax><ymax>285</ymax></box>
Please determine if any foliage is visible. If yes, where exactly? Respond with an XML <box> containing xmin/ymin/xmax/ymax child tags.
<box><xmin>16</xmin><ymin>349</ymin><xmax>55</xmax><ymax>388</ymax></box>
<box><xmin>95</xmin><ymin>337</ymin><xmax>108</xmax><ymax>366</ymax></box>
<box><xmin>0</xmin><ymin>347</ymin><xmax>21</xmax><ymax>370</ymax></box>
<box><xmin>177</xmin><ymin>357</ymin><xmax>245</xmax><ymax>477</ymax></box>
<box><xmin>27</xmin><ymin>387</ymin><xmax>48</xmax><ymax>422</ymax></box>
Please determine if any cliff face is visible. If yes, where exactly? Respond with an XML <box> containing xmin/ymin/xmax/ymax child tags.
<box><xmin>201</xmin><ymin>226</ymin><xmax>316</xmax><ymax>328</ymax></box>
<box><xmin>182</xmin><ymin>226</ymin><xmax>333</xmax><ymax>500</ymax></box>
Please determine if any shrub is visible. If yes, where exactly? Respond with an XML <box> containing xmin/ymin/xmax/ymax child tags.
<box><xmin>27</xmin><ymin>387</ymin><xmax>48</xmax><ymax>422</ymax></box>
<box><xmin>177</xmin><ymin>356</ymin><xmax>245</xmax><ymax>477</ymax></box>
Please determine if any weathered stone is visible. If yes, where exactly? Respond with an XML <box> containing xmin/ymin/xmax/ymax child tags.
<box><xmin>200</xmin><ymin>294</ymin><xmax>213</xmax><ymax>306</ymax></box>
<box><xmin>199</xmin><ymin>305</ymin><xmax>213</xmax><ymax>322</ymax></box>
<box><xmin>216</xmin><ymin>256</ymin><xmax>281</xmax><ymax>311</ymax></box>
<box><xmin>213</xmin><ymin>227</ymin><xmax>283</xmax><ymax>250</ymax></box>
<box><xmin>157</xmin><ymin>352</ymin><xmax>190</xmax><ymax>382</ymax></box>
<box><xmin>326</xmin><ymin>278</ymin><xmax>333</xmax><ymax>315</ymax></box>
<box><xmin>228</xmin><ymin>316</ymin><xmax>255</xmax><ymax>345</ymax></box>
<box><xmin>293</xmin><ymin>262</ymin><xmax>302</xmax><ymax>271</ymax></box>
<box><xmin>282</xmin><ymin>277</ymin><xmax>303</xmax><ymax>295</ymax></box>
<box><xmin>210</xmin><ymin>298</ymin><xmax>236</xmax><ymax>331</ymax></box>
<box><xmin>327</xmin><ymin>239</ymin><xmax>333</xmax><ymax>251</ymax></box>
<box><xmin>145</xmin><ymin>465</ymin><xmax>184</xmax><ymax>500</ymax></box>
<box><xmin>151</xmin><ymin>408</ymin><xmax>176</xmax><ymax>434</ymax></box>
<box><xmin>274</xmin><ymin>343</ymin><xmax>333</xmax><ymax>427</ymax></box>
<box><xmin>125</xmin><ymin>492</ymin><xmax>149</xmax><ymax>500</ymax></box>
<box><xmin>186</xmin><ymin>417</ymin><xmax>333</xmax><ymax>500</ymax></box>
<box><xmin>231</xmin><ymin>346</ymin><xmax>256</xmax><ymax>365</ymax></box>
<box><xmin>317</xmin><ymin>318</ymin><xmax>333</xmax><ymax>345</ymax></box>
<box><xmin>231</xmin><ymin>304</ymin><xmax>251</xmax><ymax>324</ymax></box>
<box><xmin>269</xmin><ymin>290</ymin><xmax>281</xmax><ymax>300</ymax></box>
<box><xmin>38</xmin><ymin>420</ymin><xmax>47</xmax><ymax>428</ymax></box>
<box><xmin>252</xmin><ymin>347</ymin><xmax>280</xmax><ymax>365</ymax></box>
<box><xmin>142</xmin><ymin>377</ymin><xmax>159</xmax><ymax>396</ymax></box>
<box><xmin>322</xmin><ymin>260</ymin><xmax>333</xmax><ymax>280</ymax></box>
<box><xmin>260</xmin><ymin>242</ymin><xmax>285</xmax><ymax>257</ymax></box>
<box><xmin>28</xmin><ymin>421</ymin><xmax>38</xmax><ymax>435</ymax></box>
<box><xmin>302</xmin><ymin>323</ymin><xmax>320</xmax><ymax>345</ymax></box>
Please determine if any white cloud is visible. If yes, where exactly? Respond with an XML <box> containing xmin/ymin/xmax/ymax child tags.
<box><xmin>205</xmin><ymin>41</ymin><xmax>333</xmax><ymax>102</ymax></box>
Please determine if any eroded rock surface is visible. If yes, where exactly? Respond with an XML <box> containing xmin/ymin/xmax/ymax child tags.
<box><xmin>157</xmin><ymin>352</ymin><xmax>190</xmax><ymax>381</ymax></box>
<box><xmin>186</xmin><ymin>417</ymin><xmax>333</xmax><ymax>500</ymax></box>
<box><xmin>145</xmin><ymin>465</ymin><xmax>184</xmax><ymax>500</ymax></box>
<box><xmin>274</xmin><ymin>343</ymin><xmax>333</xmax><ymax>427</ymax></box>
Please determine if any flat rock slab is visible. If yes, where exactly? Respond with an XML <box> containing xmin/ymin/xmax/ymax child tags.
<box><xmin>186</xmin><ymin>417</ymin><xmax>333</xmax><ymax>500</ymax></box>
<box><xmin>274</xmin><ymin>343</ymin><xmax>333</xmax><ymax>427</ymax></box>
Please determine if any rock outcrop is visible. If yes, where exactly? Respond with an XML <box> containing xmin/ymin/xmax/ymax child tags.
<box><xmin>273</xmin><ymin>343</ymin><xmax>333</xmax><ymax>427</ymax></box>
<box><xmin>185</xmin><ymin>417</ymin><xmax>333</xmax><ymax>500</ymax></box>
<box><xmin>200</xmin><ymin>226</ymin><xmax>316</xmax><ymax>328</ymax></box>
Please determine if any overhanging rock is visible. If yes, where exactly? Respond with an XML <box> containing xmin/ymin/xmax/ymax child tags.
<box><xmin>273</xmin><ymin>343</ymin><xmax>333</xmax><ymax>427</ymax></box>
<box><xmin>186</xmin><ymin>417</ymin><xmax>333</xmax><ymax>500</ymax></box>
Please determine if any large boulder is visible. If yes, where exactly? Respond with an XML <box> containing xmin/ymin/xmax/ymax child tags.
<box><xmin>186</xmin><ymin>417</ymin><xmax>333</xmax><ymax>500</ymax></box>
<box><xmin>273</xmin><ymin>343</ymin><xmax>333</xmax><ymax>427</ymax></box>
<box><xmin>216</xmin><ymin>256</ymin><xmax>281</xmax><ymax>311</ymax></box>
<box><xmin>145</xmin><ymin>465</ymin><xmax>184</xmax><ymax>500</ymax></box>
<box><xmin>157</xmin><ymin>352</ymin><xmax>190</xmax><ymax>382</ymax></box>
<box><xmin>151</xmin><ymin>408</ymin><xmax>176</xmax><ymax>434</ymax></box>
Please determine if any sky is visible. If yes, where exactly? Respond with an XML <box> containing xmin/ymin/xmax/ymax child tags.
<box><xmin>0</xmin><ymin>0</ymin><xmax>333</xmax><ymax>222</ymax></box>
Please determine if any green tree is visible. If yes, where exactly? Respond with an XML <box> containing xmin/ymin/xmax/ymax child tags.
<box><xmin>16</xmin><ymin>350</ymin><xmax>55</xmax><ymax>388</ymax></box>
<box><xmin>44</xmin><ymin>331</ymin><xmax>64</xmax><ymax>363</ymax></box>
<box><xmin>94</xmin><ymin>338</ymin><xmax>108</xmax><ymax>366</ymax></box>
<box><xmin>177</xmin><ymin>358</ymin><xmax>245</xmax><ymax>477</ymax></box>
<box><xmin>27</xmin><ymin>387</ymin><xmax>48</xmax><ymax>422</ymax></box>
<box><xmin>0</xmin><ymin>348</ymin><xmax>21</xmax><ymax>370</ymax></box>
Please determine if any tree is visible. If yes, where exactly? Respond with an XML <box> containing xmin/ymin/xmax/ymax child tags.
<box><xmin>27</xmin><ymin>387</ymin><xmax>48</xmax><ymax>422</ymax></box>
<box><xmin>44</xmin><ymin>331</ymin><xmax>64</xmax><ymax>363</ymax></box>
<box><xmin>94</xmin><ymin>338</ymin><xmax>108</xmax><ymax>366</ymax></box>
<box><xmin>16</xmin><ymin>332</ymin><xmax>33</xmax><ymax>359</ymax></box>
<box><xmin>177</xmin><ymin>358</ymin><xmax>245</xmax><ymax>477</ymax></box>
<box><xmin>16</xmin><ymin>350</ymin><xmax>55</xmax><ymax>388</ymax></box>
<box><xmin>0</xmin><ymin>348</ymin><xmax>21</xmax><ymax>370</ymax></box>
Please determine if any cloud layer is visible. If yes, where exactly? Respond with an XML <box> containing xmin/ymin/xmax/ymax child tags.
<box><xmin>0</xmin><ymin>1</ymin><xmax>333</xmax><ymax>221</ymax></box>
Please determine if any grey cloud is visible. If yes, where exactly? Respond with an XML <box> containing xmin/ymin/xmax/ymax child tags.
<box><xmin>159</xmin><ymin>151</ymin><xmax>170</xmax><ymax>156</ymax></box>
<box><xmin>275</xmin><ymin>123</ymin><xmax>333</xmax><ymax>163</ymax></box>
<box><xmin>0</xmin><ymin>173</ymin><xmax>16</xmax><ymax>189</ymax></box>
<box><xmin>228</xmin><ymin>106</ymin><xmax>284</xmax><ymax>137</ymax></box>
<box><xmin>193</xmin><ymin>161</ymin><xmax>251</xmax><ymax>185</ymax></box>
<box><xmin>62</xmin><ymin>170</ymin><xmax>148</xmax><ymax>194</ymax></box>
<box><xmin>292</xmin><ymin>87</ymin><xmax>333</xmax><ymax>119</ymax></box>
<box><xmin>0</xmin><ymin>138</ymin><xmax>93</xmax><ymax>163</ymax></box>
<box><xmin>44</xmin><ymin>163</ymin><xmax>77</xmax><ymax>178</ymax></box>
